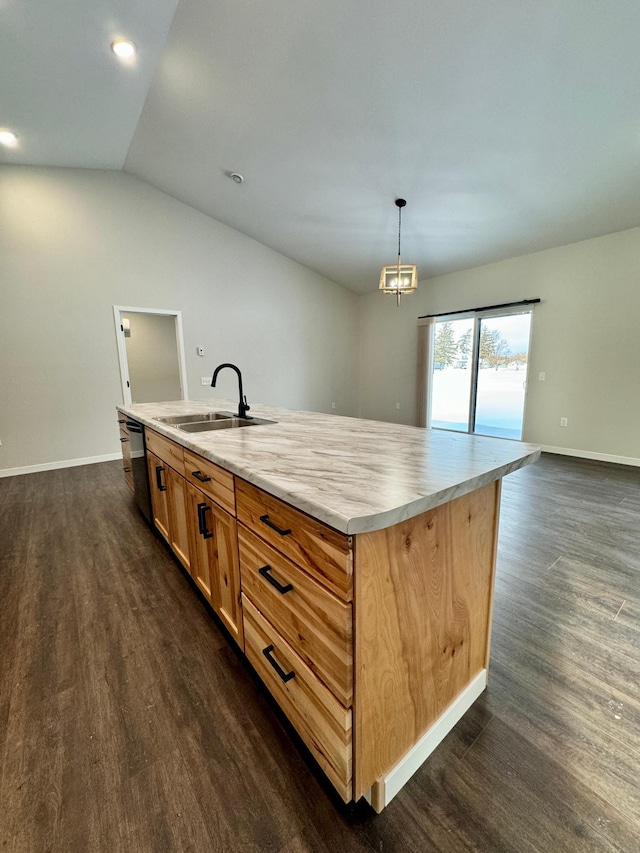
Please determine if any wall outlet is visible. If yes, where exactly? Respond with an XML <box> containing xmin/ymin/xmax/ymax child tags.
<box><xmin>539</xmin><ymin>372</ymin><xmax>546</xmax><ymax>381</ymax></box>
<box><xmin>560</xmin><ymin>417</ymin><xmax>568</xmax><ymax>427</ymax></box>
<box><xmin>201</xmin><ymin>376</ymin><xmax>210</xmax><ymax>386</ymax></box>
<box><xmin>395</xmin><ymin>402</ymin><xmax>400</xmax><ymax>410</ymax></box>
<box><xmin>331</xmin><ymin>402</ymin><xmax>336</xmax><ymax>410</ymax></box>
<box><xmin>196</xmin><ymin>346</ymin><xmax>205</xmax><ymax>357</ymax></box>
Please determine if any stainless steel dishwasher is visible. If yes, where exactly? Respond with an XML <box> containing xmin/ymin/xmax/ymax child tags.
<box><xmin>125</xmin><ymin>418</ymin><xmax>152</xmax><ymax>524</ymax></box>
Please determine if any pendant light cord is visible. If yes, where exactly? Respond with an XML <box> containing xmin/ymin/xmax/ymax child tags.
<box><xmin>397</xmin><ymin>205</ymin><xmax>402</xmax><ymax>263</ymax></box>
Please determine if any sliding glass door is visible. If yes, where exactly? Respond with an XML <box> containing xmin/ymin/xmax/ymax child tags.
<box><xmin>430</xmin><ymin>310</ymin><xmax>532</xmax><ymax>440</ymax></box>
<box><xmin>431</xmin><ymin>318</ymin><xmax>474</xmax><ymax>432</ymax></box>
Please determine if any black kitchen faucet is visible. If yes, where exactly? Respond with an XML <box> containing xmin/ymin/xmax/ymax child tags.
<box><xmin>211</xmin><ymin>363</ymin><xmax>251</xmax><ymax>419</ymax></box>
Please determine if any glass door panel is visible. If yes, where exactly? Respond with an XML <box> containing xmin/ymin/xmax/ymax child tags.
<box><xmin>431</xmin><ymin>318</ymin><xmax>475</xmax><ymax>432</ymax></box>
<box><xmin>474</xmin><ymin>313</ymin><xmax>531</xmax><ymax>439</ymax></box>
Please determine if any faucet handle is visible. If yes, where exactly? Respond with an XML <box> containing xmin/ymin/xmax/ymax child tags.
<box><xmin>243</xmin><ymin>395</ymin><xmax>251</xmax><ymax>413</ymax></box>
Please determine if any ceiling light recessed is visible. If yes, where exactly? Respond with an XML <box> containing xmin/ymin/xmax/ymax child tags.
<box><xmin>0</xmin><ymin>129</ymin><xmax>18</xmax><ymax>148</ymax></box>
<box><xmin>230</xmin><ymin>173</ymin><xmax>244</xmax><ymax>184</ymax></box>
<box><xmin>111</xmin><ymin>39</ymin><xmax>137</xmax><ymax>59</ymax></box>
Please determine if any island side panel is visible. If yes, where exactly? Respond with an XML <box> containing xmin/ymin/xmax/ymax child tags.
<box><xmin>353</xmin><ymin>480</ymin><xmax>501</xmax><ymax>799</ymax></box>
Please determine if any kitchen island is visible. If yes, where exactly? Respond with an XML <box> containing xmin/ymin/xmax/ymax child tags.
<box><xmin>116</xmin><ymin>399</ymin><xmax>539</xmax><ymax>811</ymax></box>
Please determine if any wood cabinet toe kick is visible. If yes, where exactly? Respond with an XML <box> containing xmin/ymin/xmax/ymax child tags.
<box><xmin>116</xmin><ymin>415</ymin><xmax>506</xmax><ymax>812</ymax></box>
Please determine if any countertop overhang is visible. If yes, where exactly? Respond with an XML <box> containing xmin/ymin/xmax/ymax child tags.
<box><xmin>118</xmin><ymin>399</ymin><xmax>540</xmax><ymax>535</ymax></box>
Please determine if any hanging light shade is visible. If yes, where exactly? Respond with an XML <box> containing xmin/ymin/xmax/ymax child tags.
<box><xmin>379</xmin><ymin>198</ymin><xmax>417</xmax><ymax>305</ymax></box>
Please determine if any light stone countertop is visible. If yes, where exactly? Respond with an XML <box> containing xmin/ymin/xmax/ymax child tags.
<box><xmin>117</xmin><ymin>399</ymin><xmax>540</xmax><ymax>535</ymax></box>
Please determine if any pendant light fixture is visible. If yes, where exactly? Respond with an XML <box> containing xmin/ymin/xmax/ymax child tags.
<box><xmin>379</xmin><ymin>198</ymin><xmax>417</xmax><ymax>306</ymax></box>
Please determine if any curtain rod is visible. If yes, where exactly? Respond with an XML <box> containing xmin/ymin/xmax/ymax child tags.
<box><xmin>419</xmin><ymin>298</ymin><xmax>540</xmax><ymax>320</ymax></box>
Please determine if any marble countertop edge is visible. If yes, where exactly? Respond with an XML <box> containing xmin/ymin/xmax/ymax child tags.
<box><xmin>116</xmin><ymin>400</ymin><xmax>540</xmax><ymax>534</ymax></box>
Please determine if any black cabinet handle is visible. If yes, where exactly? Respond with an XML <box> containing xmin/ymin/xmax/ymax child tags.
<box><xmin>259</xmin><ymin>514</ymin><xmax>292</xmax><ymax>536</ymax></box>
<box><xmin>155</xmin><ymin>465</ymin><xmax>167</xmax><ymax>492</ymax></box>
<box><xmin>126</xmin><ymin>421</ymin><xmax>143</xmax><ymax>433</ymax></box>
<box><xmin>117</xmin><ymin>418</ymin><xmax>126</xmax><ymax>424</ymax></box>
<box><xmin>258</xmin><ymin>565</ymin><xmax>293</xmax><ymax>595</ymax></box>
<box><xmin>197</xmin><ymin>502</ymin><xmax>213</xmax><ymax>539</ymax></box>
<box><xmin>192</xmin><ymin>470</ymin><xmax>212</xmax><ymax>483</ymax></box>
<box><xmin>123</xmin><ymin>466</ymin><xmax>132</xmax><ymax>473</ymax></box>
<box><xmin>120</xmin><ymin>436</ymin><xmax>129</xmax><ymax>443</ymax></box>
<box><xmin>262</xmin><ymin>645</ymin><xmax>295</xmax><ymax>683</ymax></box>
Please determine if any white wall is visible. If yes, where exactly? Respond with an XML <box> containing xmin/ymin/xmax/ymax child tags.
<box><xmin>359</xmin><ymin>228</ymin><xmax>640</xmax><ymax>464</ymax></box>
<box><xmin>0</xmin><ymin>166</ymin><xmax>359</xmax><ymax>473</ymax></box>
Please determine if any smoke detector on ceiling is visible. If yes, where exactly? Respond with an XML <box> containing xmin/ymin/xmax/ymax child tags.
<box><xmin>230</xmin><ymin>173</ymin><xmax>244</xmax><ymax>184</ymax></box>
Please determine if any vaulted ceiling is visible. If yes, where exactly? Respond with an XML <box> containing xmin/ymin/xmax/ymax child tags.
<box><xmin>4</xmin><ymin>0</ymin><xmax>640</xmax><ymax>293</ymax></box>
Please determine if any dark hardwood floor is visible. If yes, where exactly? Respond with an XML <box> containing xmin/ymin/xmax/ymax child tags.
<box><xmin>1</xmin><ymin>453</ymin><xmax>639</xmax><ymax>852</ymax></box>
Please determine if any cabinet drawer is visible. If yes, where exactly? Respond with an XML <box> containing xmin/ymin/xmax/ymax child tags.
<box><xmin>236</xmin><ymin>480</ymin><xmax>352</xmax><ymax>601</ymax></box>
<box><xmin>120</xmin><ymin>429</ymin><xmax>132</xmax><ymax>463</ymax></box>
<box><xmin>184</xmin><ymin>449</ymin><xmax>235</xmax><ymax>516</ymax></box>
<box><xmin>118</xmin><ymin>422</ymin><xmax>134</xmax><ymax>492</ymax></box>
<box><xmin>242</xmin><ymin>595</ymin><xmax>352</xmax><ymax>802</ymax></box>
<box><xmin>145</xmin><ymin>429</ymin><xmax>185</xmax><ymax>476</ymax></box>
<box><xmin>239</xmin><ymin>526</ymin><xmax>352</xmax><ymax>706</ymax></box>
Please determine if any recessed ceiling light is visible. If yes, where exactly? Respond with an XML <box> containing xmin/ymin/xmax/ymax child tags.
<box><xmin>111</xmin><ymin>39</ymin><xmax>137</xmax><ymax>59</ymax></box>
<box><xmin>0</xmin><ymin>129</ymin><xmax>18</xmax><ymax>147</ymax></box>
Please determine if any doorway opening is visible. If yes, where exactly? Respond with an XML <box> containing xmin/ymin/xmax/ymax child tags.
<box><xmin>113</xmin><ymin>306</ymin><xmax>189</xmax><ymax>405</ymax></box>
<box><xmin>430</xmin><ymin>308</ymin><xmax>532</xmax><ymax>440</ymax></box>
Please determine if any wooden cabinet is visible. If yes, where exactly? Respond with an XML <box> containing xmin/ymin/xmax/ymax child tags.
<box><xmin>128</xmin><ymin>420</ymin><xmax>503</xmax><ymax>811</ymax></box>
<box><xmin>236</xmin><ymin>479</ymin><xmax>352</xmax><ymax>600</ymax></box>
<box><xmin>146</xmin><ymin>445</ymin><xmax>191</xmax><ymax>574</ymax></box>
<box><xmin>239</xmin><ymin>526</ymin><xmax>352</xmax><ymax>705</ymax></box>
<box><xmin>166</xmin><ymin>465</ymin><xmax>191</xmax><ymax>573</ymax></box>
<box><xmin>187</xmin><ymin>484</ymin><xmax>243</xmax><ymax>648</ymax></box>
<box><xmin>184</xmin><ymin>449</ymin><xmax>235</xmax><ymax>515</ymax></box>
<box><xmin>146</xmin><ymin>428</ymin><xmax>185</xmax><ymax>475</ymax></box>
<box><xmin>147</xmin><ymin>449</ymin><xmax>170</xmax><ymax>541</ymax></box>
<box><xmin>243</xmin><ymin>596</ymin><xmax>352</xmax><ymax>802</ymax></box>
<box><xmin>117</xmin><ymin>417</ymin><xmax>134</xmax><ymax>492</ymax></box>
<box><xmin>237</xmin><ymin>479</ymin><xmax>354</xmax><ymax>801</ymax></box>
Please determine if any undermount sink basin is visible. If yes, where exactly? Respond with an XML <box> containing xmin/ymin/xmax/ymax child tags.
<box><xmin>155</xmin><ymin>412</ymin><xmax>233</xmax><ymax>425</ymax></box>
<box><xmin>177</xmin><ymin>416</ymin><xmax>276</xmax><ymax>433</ymax></box>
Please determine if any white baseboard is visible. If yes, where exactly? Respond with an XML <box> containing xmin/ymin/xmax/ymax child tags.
<box><xmin>0</xmin><ymin>452</ymin><xmax>122</xmax><ymax>479</ymax></box>
<box><xmin>364</xmin><ymin>669</ymin><xmax>487</xmax><ymax>812</ymax></box>
<box><xmin>540</xmin><ymin>445</ymin><xmax>640</xmax><ymax>468</ymax></box>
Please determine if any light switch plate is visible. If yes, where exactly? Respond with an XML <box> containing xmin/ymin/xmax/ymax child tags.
<box><xmin>201</xmin><ymin>377</ymin><xmax>210</xmax><ymax>386</ymax></box>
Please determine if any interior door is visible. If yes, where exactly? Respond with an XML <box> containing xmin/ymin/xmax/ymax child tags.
<box><xmin>114</xmin><ymin>306</ymin><xmax>188</xmax><ymax>405</ymax></box>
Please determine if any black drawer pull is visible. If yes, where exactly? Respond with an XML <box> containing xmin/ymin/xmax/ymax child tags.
<box><xmin>123</xmin><ymin>466</ymin><xmax>132</xmax><ymax>473</ymax></box>
<box><xmin>155</xmin><ymin>465</ymin><xmax>167</xmax><ymax>492</ymax></box>
<box><xmin>197</xmin><ymin>502</ymin><xmax>213</xmax><ymax>539</ymax></box>
<box><xmin>262</xmin><ymin>645</ymin><xmax>295</xmax><ymax>683</ymax></box>
<box><xmin>258</xmin><ymin>565</ymin><xmax>293</xmax><ymax>595</ymax></box>
<box><xmin>120</xmin><ymin>436</ymin><xmax>129</xmax><ymax>443</ymax></box>
<box><xmin>260</xmin><ymin>514</ymin><xmax>292</xmax><ymax>536</ymax></box>
<box><xmin>192</xmin><ymin>470</ymin><xmax>212</xmax><ymax>483</ymax></box>
<box><xmin>117</xmin><ymin>418</ymin><xmax>126</xmax><ymax>424</ymax></box>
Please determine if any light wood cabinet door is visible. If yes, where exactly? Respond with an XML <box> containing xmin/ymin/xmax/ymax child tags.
<box><xmin>145</xmin><ymin>428</ymin><xmax>185</xmax><ymax>475</ymax></box>
<box><xmin>183</xmin><ymin>449</ymin><xmax>235</xmax><ymax>515</ymax></box>
<box><xmin>166</xmin><ymin>465</ymin><xmax>191</xmax><ymax>573</ymax></box>
<box><xmin>147</xmin><ymin>450</ymin><xmax>170</xmax><ymax>542</ymax></box>
<box><xmin>236</xmin><ymin>479</ymin><xmax>353</xmax><ymax>601</ymax></box>
<box><xmin>117</xmin><ymin>419</ymin><xmax>134</xmax><ymax>492</ymax></box>
<box><xmin>187</xmin><ymin>484</ymin><xmax>244</xmax><ymax>649</ymax></box>
<box><xmin>239</xmin><ymin>526</ymin><xmax>352</xmax><ymax>706</ymax></box>
<box><xmin>242</xmin><ymin>596</ymin><xmax>352</xmax><ymax>802</ymax></box>
<box><xmin>188</xmin><ymin>485</ymin><xmax>214</xmax><ymax>598</ymax></box>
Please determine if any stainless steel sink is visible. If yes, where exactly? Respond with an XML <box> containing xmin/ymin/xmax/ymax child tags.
<box><xmin>155</xmin><ymin>412</ymin><xmax>233</xmax><ymax>425</ymax></box>
<box><xmin>176</xmin><ymin>416</ymin><xmax>276</xmax><ymax>433</ymax></box>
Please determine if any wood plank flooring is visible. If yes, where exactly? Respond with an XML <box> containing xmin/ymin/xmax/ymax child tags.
<box><xmin>1</xmin><ymin>453</ymin><xmax>639</xmax><ymax>852</ymax></box>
